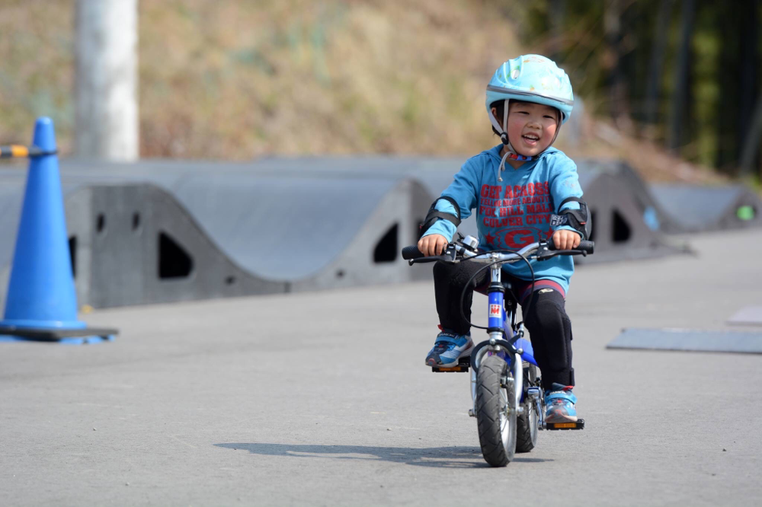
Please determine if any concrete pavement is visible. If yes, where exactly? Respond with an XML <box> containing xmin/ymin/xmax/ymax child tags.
<box><xmin>1</xmin><ymin>228</ymin><xmax>761</xmax><ymax>506</ymax></box>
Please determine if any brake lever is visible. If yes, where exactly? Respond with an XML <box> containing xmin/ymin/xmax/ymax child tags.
<box><xmin>535</xmin><ymin>241</ymin><xmax>555</xmax><ymax>261</ymax></box>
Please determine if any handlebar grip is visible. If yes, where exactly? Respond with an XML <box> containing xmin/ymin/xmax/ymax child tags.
<box><xmin>401</xmin><ymin>245</ymin><xmax>425</xmax><ymax>260</ymax></box>
<box><xmin>546</xmin><ymin>238</ymin><xmax>595</xmax><ymax>253</ymax></box>
<box><xmin>577</xmin><ymin>240</ymin><xmax>594</xmax><ymax>254</ymax></box>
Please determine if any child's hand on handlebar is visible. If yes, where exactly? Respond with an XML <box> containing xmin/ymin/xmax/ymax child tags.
<box><xmin>417</xmin><ymin>234</ymin><xmax>449</xmax><ymax>256</ymax></box>
<box><xmin>552</xmin><ymin>229</ymin><xmax>581</xmax><ymax>250</ymax></box>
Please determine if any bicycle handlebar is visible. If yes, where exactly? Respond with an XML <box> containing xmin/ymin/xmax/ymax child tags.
<box><xmin>401</xmin><ymin>238</ymin><xmax>594</xmax><ymax>264</ymax></box>
<box><xmin>400</xmin><ymin>245</ymin><xmax>428</xmax><ymax>260</ymax></box>
<box><xmin>553</xmin><ymin>239</ymin><xmax>594</xmax><ymax>255</ymax></box>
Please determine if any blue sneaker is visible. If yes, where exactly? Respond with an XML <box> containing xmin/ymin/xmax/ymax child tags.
<box><xmin>425</xmin><ymin>331</ymin><xmax>474</xmax><ymax>367</ymax></box>
<box><xmin>544</xmin><ymin>383</ymin><xmax>578</xmax><ymax>423</ymax></box>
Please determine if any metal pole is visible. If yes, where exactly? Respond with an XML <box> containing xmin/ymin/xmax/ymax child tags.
<box><xmin>75</xmin><ymin>0</ymin><xmax>138</xmax><ymax>161</ymax></box>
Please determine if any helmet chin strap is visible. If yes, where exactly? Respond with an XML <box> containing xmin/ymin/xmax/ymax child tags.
<box><xmin>489</xmin><ymin>100</ymin><xmax>532</xmax><ymax>182</ymax></box>
<box><xmin>488</xmin><ymin>99</ymin><xmax>561</xmax><ymax>182</ymax></box>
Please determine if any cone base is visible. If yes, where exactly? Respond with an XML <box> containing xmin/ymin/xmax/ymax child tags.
<box><xmin>0</xmin><ymin>324</ymin><xmax>118</xmax><ymax>342</ymax></box>
<box><xmin>0</xmin><ymin>334</ymin><xmax>115</xmax><ymax>345</ymax></box>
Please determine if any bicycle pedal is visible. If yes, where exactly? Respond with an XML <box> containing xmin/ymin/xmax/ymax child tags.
<box><xmin>432</xmin><ymin>356</ymin><xmax>470</xmax><ymax>373</ymax></box>
<box><xmin>545</xmin><ymin>418</ymin><xmax>585</xmax><ymax>430</ymax></box>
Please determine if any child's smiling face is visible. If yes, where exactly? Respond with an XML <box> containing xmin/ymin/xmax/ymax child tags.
<box><xmin>503</xmin><ymin>101</ymin><xmax>560</xmax><ymax>157</ymax></box>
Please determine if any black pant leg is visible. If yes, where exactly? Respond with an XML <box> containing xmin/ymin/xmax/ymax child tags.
<box><xmin>432</xmin><ymin>261</ymin><xmax>489</xmax><ymax>336</ymax></box>
<box><xmin>521</xmin><ymin>289</ymin><xmax>575</xmax><ymax>391</ymax></box>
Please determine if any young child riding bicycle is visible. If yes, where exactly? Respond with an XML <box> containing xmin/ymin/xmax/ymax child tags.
<box><xmin>417</xmin><ymin>54</ymin><xmax>590</xmax><ymax>424</ymax></box>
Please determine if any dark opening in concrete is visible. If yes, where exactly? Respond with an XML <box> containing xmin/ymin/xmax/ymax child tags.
<box><xmin>68</xmin><ymin>236</ymin><xmax>77</xmax><ymax>278</ymax></box>
<box><xmin>96</xmin><ymin>214</ymin><xmax>105</xmax><ymax>234</ymax></box>
<box><xmin>158</xmin><ymin>232</ymin><xmax>193</xmax><ymax>279</ymax></box>
<box><xmin>613</xmin><ymin>209</ymin><xmax>631</xmax><ymax>243</ymax></box>
<box><xmin>374</xmin><ymin>223</ymin><xmax>398</xmax><ymax>264</ymax></box>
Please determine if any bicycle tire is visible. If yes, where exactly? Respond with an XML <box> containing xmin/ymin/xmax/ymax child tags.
<box><xmin>475</xmin><ymin>354</ymin><xmax>517</xmax><ymax>467</ymax></box>
<box><xmin>516</xmin><ymin>363</ymin><xmax>539</xmax><ymax>453</ymax></box>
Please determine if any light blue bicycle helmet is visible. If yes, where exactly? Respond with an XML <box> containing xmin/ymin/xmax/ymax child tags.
<box><xmin>486</xmin><ymin>55</ymin><xmax>574</xmax><ymax>168</ymax></box>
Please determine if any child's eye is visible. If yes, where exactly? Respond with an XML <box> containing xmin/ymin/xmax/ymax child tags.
<box><xmin>544</xmin><ymin>115</ymin><xmax>555</xmax><ymax>119</ymax></box>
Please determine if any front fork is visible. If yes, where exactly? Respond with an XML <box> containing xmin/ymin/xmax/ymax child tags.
<box><xmin>469</xmin><ymin>260</ymin><xmax>524</xmax><ymax>416</ymax></box>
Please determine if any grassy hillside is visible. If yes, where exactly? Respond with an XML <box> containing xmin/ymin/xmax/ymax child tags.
<box><xmin>0</xmin><ymin>0</ymin><xmax>723</xmax><ymax>184</ymax></box>
<box><xmin>1</xmin><ymin>0</ymin><xmax>525</xmax><ymax>157</ymax></box>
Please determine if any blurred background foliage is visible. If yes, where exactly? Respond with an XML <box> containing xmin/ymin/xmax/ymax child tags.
<box><xmin>1</xmin><ymin>0</ymin><xmax>760</xmax><ymax>182</ymax></box>
<box><xmin>517</xmin><ymin>0</ymin><xmax>762</xmax><ymax>179</ymax></box>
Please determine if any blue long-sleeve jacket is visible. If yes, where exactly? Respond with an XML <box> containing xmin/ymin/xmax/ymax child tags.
<box><xmin>423</xmin><ymin>144</ymin><xmax>583</xmax><ymax>294</ymax></box>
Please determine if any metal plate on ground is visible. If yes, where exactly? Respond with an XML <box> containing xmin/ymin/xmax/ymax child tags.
<box><xmin>607</xmin><ymin>328</ymin><xmax>762</xmax><ymax>354</ymax></box>
<box><xmin>727</xmin><ymin>307</ymin><xmax>762</xmax><ymax>326</ymax></box>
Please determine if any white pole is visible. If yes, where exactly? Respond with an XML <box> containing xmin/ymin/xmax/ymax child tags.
<box><xmin>75</xmin><ymin>0</ymin><xmax>138</xmax><ymax>161</ymax></box>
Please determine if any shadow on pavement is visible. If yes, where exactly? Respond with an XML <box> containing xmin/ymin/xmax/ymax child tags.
<box><xmin>215</xmin><ymin>443</ymin><xmax>552</xmax><ymax>468</ymax></box>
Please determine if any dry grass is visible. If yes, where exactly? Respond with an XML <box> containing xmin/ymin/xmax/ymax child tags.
<box><xmin>0</xmin><ymin>0</ymin><xmax>75</xmax><ymax>151</ymax></box>
<box><xmin>1</xmin><ymin>0</ymin><xmax>522</xmax><ymax>158</ymax></box>
<box><xmin>0</xmin><ymin>0</ymin><xmax>730</xmax><ymax>184</ymax></box>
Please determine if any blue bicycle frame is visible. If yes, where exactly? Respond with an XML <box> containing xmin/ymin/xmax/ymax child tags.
<box><xmin>471</xmin><ymin>260</ymin><xmax>539</xmax><ymax>414</ymax></box>
<box><xmin>401</xmin><ymin>237</ymin><xmax>592</xmax><ymax>443</ymax></box>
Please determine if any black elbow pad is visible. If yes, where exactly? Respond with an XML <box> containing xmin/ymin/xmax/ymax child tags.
<box><xmin>419</xmin><ymin>196</ymin><xmax>461</xmax><ymax>237</ymax></box>
<box><xmin>550</xmin><ymin>197</ymin><xmax>591</xmax><ymax>239</ymax></box>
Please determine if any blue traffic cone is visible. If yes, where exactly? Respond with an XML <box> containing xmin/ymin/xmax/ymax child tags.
<box><xmin>0</xmin><ymin>117</ymin><xmax>116</xmax><ymax>344</ymax></box>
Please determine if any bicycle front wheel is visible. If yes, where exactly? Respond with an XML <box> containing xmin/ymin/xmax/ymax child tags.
<box><xmin>475</xmin><ymin>354</ymin><xmax>517</xmax><ymax>467</ymax></box>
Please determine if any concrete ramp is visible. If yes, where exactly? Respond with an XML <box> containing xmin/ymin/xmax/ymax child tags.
<box><xmin>568</xmin><ymin>161</ymin><xmax>682</xmax><ymax>262</ymax></box>
<box><xmin>0</xmin><ymin>155</ymin><xmax>688</xmax><ymax>309</ymax></box>
<box><xmin>599</xmin><ymin>161</ymin><xmax>762</xmax><ymax>234</ymax></box>
<box><xmin>162</xmin><ymin>161</ymin><xmax>431</xmax><ymax>288</ymax></box>
<box><xmin>243</xmin><ymin>155</ymin><xmax>682</xmax><ymax>265</ymax></box>
<box><xmin>2</xmin><ymin>160</ymin><xmax>432</xmax><ymax>308</ymax></box>
<box><xmin>61</xmin><ymin>159</ymin><xmax>432</xmax><ymax>290</ymax></box>
<box><xmin>0</xmin><ymin>173</ymin><xmax>288</xmax><ymax>309</ymax></box>
<box><xmin>66</xmin><ymin>183</ymin><xmax>288</xmax><ymax>308</ymax></box>
<box><xmin>576</xmin><ymin>165</ymin><xmax>656</xmax><ymax>262</ymax></box>
<box><xmin>649</xmin><ymin>184</ymin><xmax>762</xmax><ymax>233</ymax></box>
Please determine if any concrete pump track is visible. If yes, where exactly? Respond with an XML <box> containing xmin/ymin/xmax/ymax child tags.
<box><xmin>0</xmin><ymin>157</ymin><xmax>758</xmax><ymax>309</ymax></box>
